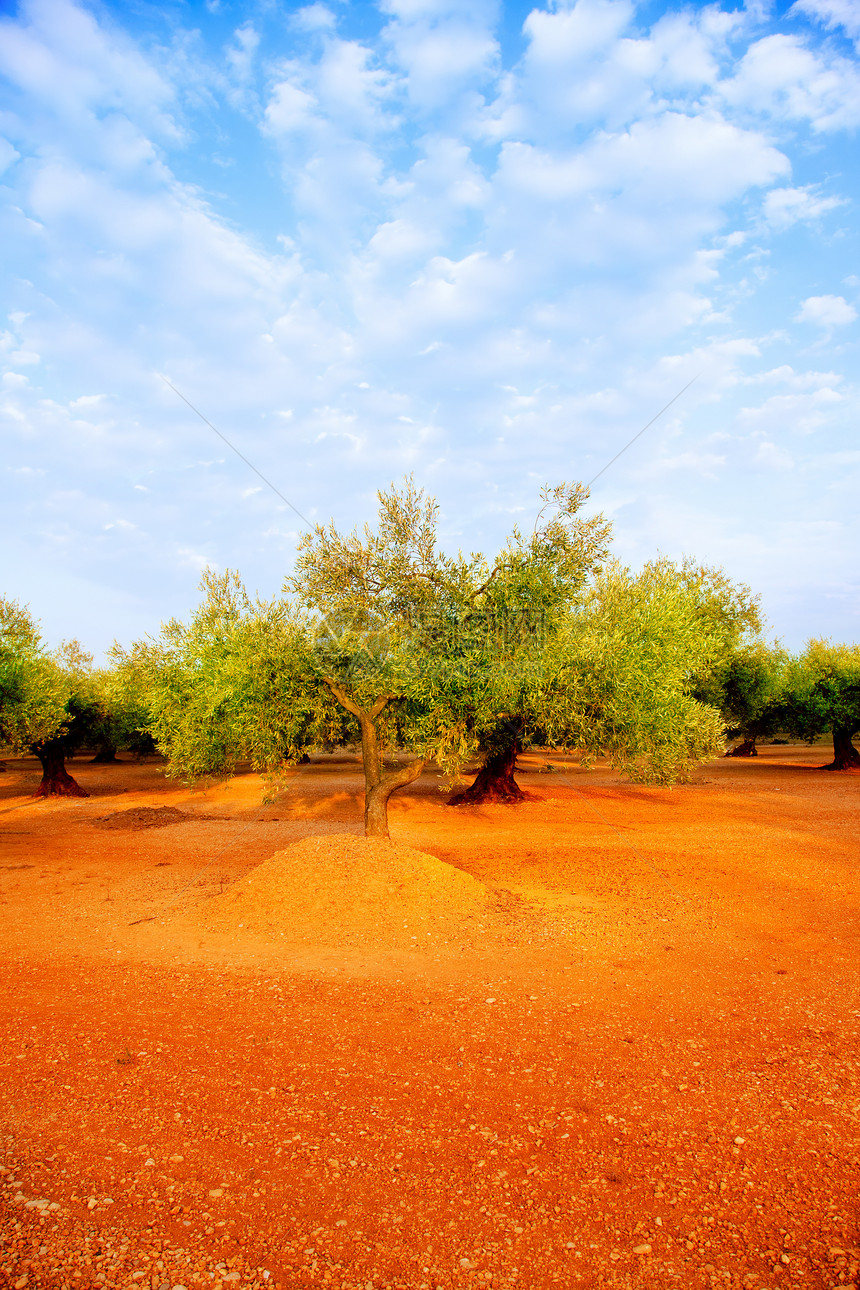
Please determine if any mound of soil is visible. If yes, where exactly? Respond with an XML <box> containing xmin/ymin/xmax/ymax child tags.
<box><xmin>195</xmin><ymin>832</ymin><xmax>490</xmax><ymax>949</ymax></box>
<box><xmin>94</xmin><ymin>806</ymin><xmax>190</xmax><ymax>831</ymax></box>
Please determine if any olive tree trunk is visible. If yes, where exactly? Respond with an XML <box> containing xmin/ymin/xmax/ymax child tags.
<box><xmin>821</xmin><ymin>725</ymin><xmax>860</xmax><ymax>771</ymax></box>
<box><xmin>449</xmin><ymin>738</ymin><xmax>526</xmax><ymax>805</ymax></box>
<box><xmin>725</xmin><ymin>737</ymin><xmax>758</xmax><ymax>758</ymax></box>
<box><xmin>324</xmin><ymin>679</ymin><xmax>425</xmax><ymax>838</ymax></box>
<box><xmin>33</xmin><ymin>743</ymin><xmax>88</xmax><ymax>798</ymax></box>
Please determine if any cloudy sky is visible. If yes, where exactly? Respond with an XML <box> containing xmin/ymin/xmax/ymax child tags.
<box><xmin>1</xmin><ymin>0</ymin><xmax>858</xmax><ymax>658</ymax></box>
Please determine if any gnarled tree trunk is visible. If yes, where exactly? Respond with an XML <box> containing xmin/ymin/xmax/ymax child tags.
<box><xmin>323</xmin><ymin>678</ymin><xmax>424</xmax><ymax>838</ymax></box>
<box><xmin>90</xmin><ymin>739</ymin><xmax>119</xmax><ymax>764</ymax></box>
<box><xmin>449</xmin><ymin>739</ymin><xmax>526</xmax><ymax>805</ymax></box>
<box><xmin>364</xmin><ymin>756</ymin><xmax>426</xmax><ymax>837</ymax></box>
<box><xmin>821</xmin><ymin>725</ymin><xmax>860</xmax><ymax>771</ymax></box>
<box><xmin>725</xmin><ymin>737</ymin><xmax>758</xmax><ymax>758</ymax></box>
<box><xmin>33</xmin><ymin>743</ymin><xmax>88</xmax><ymax>798</ymax></box>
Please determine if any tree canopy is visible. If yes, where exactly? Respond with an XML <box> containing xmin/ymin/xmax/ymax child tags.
<box><xmin>697</xmin><ymin>639</ymin><xmax>788</xmax><ymax>757</ymax></box>
<box><xmin>781</xmin><ymin>639</ymin><xmax>860</xmax><ymax>770</ymax></box>
<box><xmin>537</xmin><ymin>557</ymin><xmax>729</xmax><ymax>784</ymax></box>
<box><xmin>445</xmin><ymin>483</ymin><xmax>613</xmax><ymax>803</ymax></box>
<box><xmin>0</xmin><ymin>599</ymin><xmax>112</xmax><ymax>795</ymax></box>
<box><xmin>0</xmin><ymin>596</ymin><xmax>68</xmax><ymax>757</ymax></box>
<box><xmin>112</xmin><ymin>570</ymin><xmax>345</xmax><ymax>783</ymax></box>
<box><xmin>119</xmin><ymin>478</ymin><xmax>758</xmax><ymax>834</ymax></box>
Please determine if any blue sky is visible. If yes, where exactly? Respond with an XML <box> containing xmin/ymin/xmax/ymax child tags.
<box><xmin>1</xmin><ymin>0</ymin><xmax>858</xmax><ymax>658</ymax></box>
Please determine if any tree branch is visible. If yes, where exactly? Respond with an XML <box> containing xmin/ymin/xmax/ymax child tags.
<box><xmin>323</xmin><ymin>679</ymin><xmax>395</xmax><ymax>724</ymax></box>
<box><xmin>322</xmin><ymin>677</ymin><xmax>364</xmax><ymax>720</ymax></box>
<box><xmin>469</xmin><ymin>561</ymin><xmax>504</xmax><ymax>602</ymax></box>
<box><xmin>370</xmin><ymin>694</ymin><xmax>395</xmax><ymax>719</ymax></box>
<box><xmin>380</xmin><ymin>756</ymin><xmax>426</xmax><ymax>791</ymax></box>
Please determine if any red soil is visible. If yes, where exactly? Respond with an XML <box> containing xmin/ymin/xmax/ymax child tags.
<box><xmin>0</xmin><ymin>747</ymin><xmax>858</xmax><ymax>1290</ymax></box>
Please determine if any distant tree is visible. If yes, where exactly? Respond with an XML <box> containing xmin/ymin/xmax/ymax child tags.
<box><xmin>697</xmin><ymin>641</ymin><xmax>788</xmax><ymax>758</ymax></box>
<box><xmin>0</xmin><ymin>610</ymin><xmax>105</xmax><ymax>798</ymax></box>
<box><xmin>87</xmin><ymin>667</ymin><xmax>156</xmax><ymax>763</ymax></box>
<box><xmin>781</xmin><ymin>640</ymin><xmax>860</xmax><ymax>770</ymax></box>
<box><xmin>0</xmin><ymin>597</ymin><xmax>66</xmax><ymax>758</ymax></box>
<box><xmin>673</xmin><ymin>562</ymin><xmax>774</xmax><ymax>758</ymax></box>
<box><xmin>28</xmin><ymin>640</ymin><xmax>103</xmax><ymax>797</ymax></box>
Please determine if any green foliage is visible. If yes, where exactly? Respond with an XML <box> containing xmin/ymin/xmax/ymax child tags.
<box><xmin>29</xmin><ymin>639</ymin><xmax>106</xmax><ymax>763</ymax></box>
<box><xmin>697</xmin><ymin>640</ymin><xmax>788</xmax><ymax>746</ymax></box>
<box><xmin>540</xmin><ymin>558</ymin><xmax>729</xmax><ymax>783</ymax></box>
<box><xmin>781</xmin><ymin>639</ymin><xmax>860</xmax><ymax>742</ymax></box>
<box><xmin>0</xmin><ymin>596</ymin><xmax>68</xmax><ymax>752</ymax></box>
<box><xmin>288</xmin><ymin>479</ymin><xmax>612</xmax><ymax>779</ymax></box>
<box><xmin>436</xmin><ymin>483</ymin><xmax>614</xmax><ymax>766</ymax></box>
<box><xmin>673</xmin><ymin>560</ymin><xmax>764</xmax><ymax>655</ymax></box>
<box><xmin>112</xmin><ymin>570</ymin><xmax>347</xmax><ymax>781</ymax></box>
<box><xmin>289</xmin><ymin>479</ymin><xmax>483</xmax><ymax>773</ymax></box>
<box><xmin>82</xmin><ymin>663</ymin><xmax>151</xmax><ymax>757</ymax></box>
<box><xmin>476</xmin><ymin>482</ymin><xmax>613</xmax><ymax>615</ymax></box>
<box><xmin>112</xmin><ymin>480</ymin><xmax>766</xmax><ymax>814</ymax></box>
<box><xmin>0</xmin><ymin>598</ymin><xmax>118</xmax><ymax>773</ymax></box>
<box><xmin>289</xmin><ymin>477</ymin><xmax>472</xmax><ymax>624</ymax></box>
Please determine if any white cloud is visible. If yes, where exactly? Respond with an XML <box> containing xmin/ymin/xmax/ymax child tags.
<box><xmin>762</xmin><ymin>185</ymin><xmax>845</xmax><ymax>229</ymax></box>
<box><xmin>754</xmin><ymin>440</ymin><xmax>795</xmax><ymax>470</ymax></box>
<box><xmin>744</xmin><ymin>364</ymin><xmax>844</xmax><ymax>389</ymax></box>
<box><xmin>291</xmin><ymin>4</ymin><xmax>336</xmax><ymax>33</ymax></box>
<box><xmin>226</xmin><ymin>24</ymin><xmax>259</xmax><ymax>87</ymax></box>
<box><xmin>380</xmin><ymin>0</ymin><xmax>499</xmax><ymax>112</ymax></box>
<box><xmin>738</xmin><ymin>387</ymin><xmax>844</xmax><ymax>435</ymax></box>
<box><xmin>647</xmin><ymin>450</ymin><xmax>726</xmax><ymax>478</ymax></box>
<box><xmin>69</xmin><ymin>393</ymin><xmax>104</xmax><ymax>408</ymax></box>
<box><xmin>523</xmin><ymin>0</ymin><xmax>634</xmax><ymax>70</ymax></box>
<box><xmin>264</xmin><ymin>79</ymin><xmax>317</xmax><ymax>135</ymax></box>
<box><xmin>0</xmin><ymin>0</ymin><xmax>179</xmax><ymax>141</ymax></box>
<box><xmin>720</xmin><ymin>34</ymin><xmax>860</xmax><ymax>131</ymax></box>
<box><xmin>0</xmin><ymin>136</ymin><xmax>19</xmax><ymax>174</ymax></box>
<box><xmin>795</xmin><ymin>294</ymin><xmax>858</xmax><ymax>326</ymax></box>
<box><xmin>519</xmin><ymin>0</ymin><xmax>727</xmax><ymax>134</ymax></box>
<box><xmin>792</xmin><ymin>0</ymin><xmax>860</xmax><ymax>42</ymax></box>
<box><xmin>1</xmin><ymin>0</ymin><xmax>858</xmax><ymax>654</ymax></box>
<box><xmin>176</xmin><ymin>546</ymin><xmax>216</xmax><ymax>573</ymax></box>
<box><xmin>315</xmin><ymin>39</ymin><xmax>397</xmax><ymax>133</ymax></box>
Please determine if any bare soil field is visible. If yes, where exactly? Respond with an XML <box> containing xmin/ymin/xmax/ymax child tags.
<box><xmin>0</xmin><ymin>747</ymin><xmax>858</xmax><ymax>1290</ymax></box>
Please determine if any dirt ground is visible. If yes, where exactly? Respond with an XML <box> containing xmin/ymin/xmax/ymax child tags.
<box><xmin>0</xmin><ymin>746</ymin><xmax>858</xmax><ymax>1290</ymax></box>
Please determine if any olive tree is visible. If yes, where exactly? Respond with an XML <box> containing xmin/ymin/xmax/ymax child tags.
<box><xmin>697</xmin><ymin>640</ymin><xmax>788</xmax><ymax>757</ymax></box>
<box><xmin>781</xmin><ymin>639</ymin><xmax>860</xmax><ymax>770</ymax></box>
<box><xmin>450</xmin><ymin>553</ymin><xmax>754</xmax><ymax>799</ymax></box>
<box><xmin>286</xmin><ymin>479</ymin><xmax>486</xmax><ymax>834</ymax></box>
<box><xmin>445</xmin><ymin>483</ymin><xmax>612</xmax><ymax>804</ymax></box>
<box><xmin>0</xmin><ymin>598</ymin><xmax>102</xmax><ymax>796</ymax></box>
<box><xmin>118</xmin><ymin>479</ymin><xmax>755</xmax><ymax>836</ymax></box>
<box><xmin>671</xmin><ymin>562</ymin><xmax>781</xmax><ymax>758</ymax></box>
<box><xmin>537</xmin><ymin>558</ymin><xmax>729</xmax><ymax>784</ymax></box>
<box><xmin>0</xmin><ymin>597</ymin><xmax>67</xmax><ymax>761</ymax></box>
<box><xmin>112</xmin><ymin>570</ymin><xmax>346</xmax><ymax>783</ymax></box>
